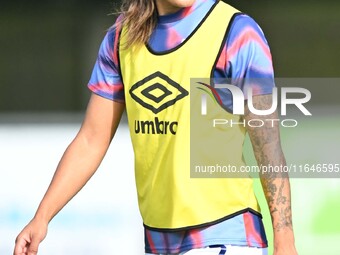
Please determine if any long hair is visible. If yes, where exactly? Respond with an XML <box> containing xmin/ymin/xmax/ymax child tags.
<box><xmin>120</xmin><ymin>0</ymin><xmax>158</xmax><ymax>46</ymax></box>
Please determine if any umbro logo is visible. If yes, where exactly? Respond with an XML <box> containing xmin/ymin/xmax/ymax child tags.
<box><xmin>129</xmin><ymin>71</ymin><xmax>189</xmax><ymax>114</ymax></box>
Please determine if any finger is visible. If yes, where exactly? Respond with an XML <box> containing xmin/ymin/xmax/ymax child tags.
<box><xmin>27</xmin><ymin>237</ymin><xmax>40</xmax><ymax>255</ymax></box>
<box><xmin>13</xmin><ymin>236</ymin><xmax>28</xmax><ymax>255</ymax></box>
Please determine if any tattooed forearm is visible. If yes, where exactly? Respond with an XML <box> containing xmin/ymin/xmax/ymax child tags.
<box><xmin>245</xmin><ymin>94</ymin><xmax>293</xmax><ymax>233</ymax></box>
<box><xmin>263</xmin><ymin>177</ymin><xmax>293</xmax><ymax>231</ymax></box>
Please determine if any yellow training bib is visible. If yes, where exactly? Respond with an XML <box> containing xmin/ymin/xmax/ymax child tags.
<box><xmin>119</xmin><ymin>0</ymin><xmax>260</xmax><ymax>230</ymax></box>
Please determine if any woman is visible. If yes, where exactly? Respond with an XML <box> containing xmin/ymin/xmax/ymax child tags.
<box><xmin>14</xmin><ymin>0</ymin><xmax>298</xmax><ymax>254</ymax></box>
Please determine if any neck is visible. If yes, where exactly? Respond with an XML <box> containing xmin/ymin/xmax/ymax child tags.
<box><xmin>155</xmin><ymin>1</ymin><xmax>183</xmax><ymax>15</ymax></box>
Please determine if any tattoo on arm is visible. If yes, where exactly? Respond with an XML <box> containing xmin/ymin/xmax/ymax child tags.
<box><xmin>244</xmin><ymin>94</ymin><xmax>293</xmax><ymax>232</ymax></box>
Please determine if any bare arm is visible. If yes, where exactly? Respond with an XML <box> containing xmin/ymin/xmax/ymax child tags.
<box><xmin>244</xmin><ymin>94</ymin><xmax>297</xmax><ymax>255</ymax></box>
<box><xmin>14</xmin><ymin>93</ymin><xmax>125</xmax><ymax>255</ymax></box>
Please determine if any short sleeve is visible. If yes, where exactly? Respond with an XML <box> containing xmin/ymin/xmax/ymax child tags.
<box><xmin>87</xmin><ymin>16</ymin><xmax>125</xmax><ymax>103</ymax></box>
<box><xmin>226</xmin><ymin>14</ymin><xmax>275</xmax><ymax>97</ymax></box>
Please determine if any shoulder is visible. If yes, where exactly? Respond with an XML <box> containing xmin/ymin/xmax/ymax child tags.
<box><xmin>98</xmin><ymin>14</ymin><xmax>124</xmax><ymax>64</ymax></box>
<box><xmin>223</xmin><ymin>13</ymin><xmax>274</xmax><ymax>79</ymax></box>
<box><xmin>105</xmin><ymin>14</ymin><xmax>124</xmax><ymax>46</ymax></box>
<box><xmin>228</xmin><ymin>14</ymin><xmax>269</xmax><ymax>45</ymax></box>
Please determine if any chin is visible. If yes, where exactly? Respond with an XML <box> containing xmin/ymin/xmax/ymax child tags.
<box><xmin>171</xmin><ymin>0</ymin><xmax>197</xmax><ymax>8</ymax></box>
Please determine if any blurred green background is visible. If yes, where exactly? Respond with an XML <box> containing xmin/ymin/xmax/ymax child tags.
<box><xmin>1</xmin><ymin>0</ymin><xmax>339</xmax><ymax>254</ymax></box>
<box><xmin>0</xmin><ymin>0</ymin><xmax>339</xmax><ymax>111</ymax></box>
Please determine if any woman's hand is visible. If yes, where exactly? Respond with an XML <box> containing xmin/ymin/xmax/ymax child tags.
<box><xmin>13</xmin><ymin>94</ymin><xmax>125</xmax><ymax>254</ymax></box>
<box><xmin>14</xmin><ymin>218</ymin><xmax>48</xmax><ymax>255</ymax></box>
